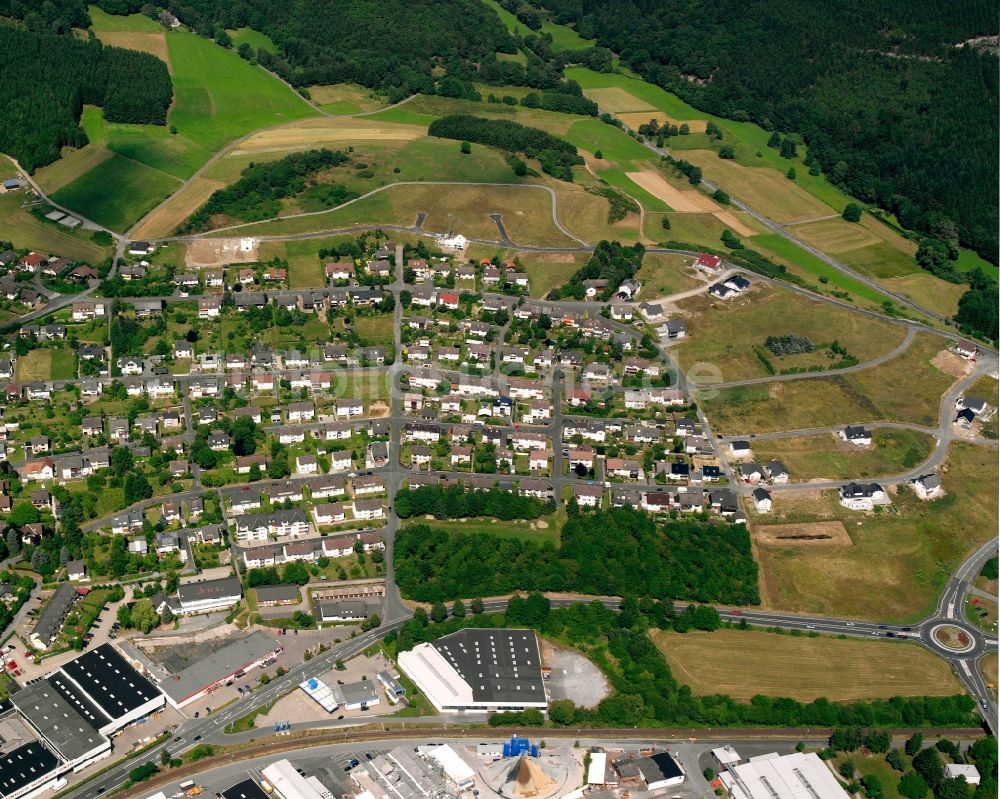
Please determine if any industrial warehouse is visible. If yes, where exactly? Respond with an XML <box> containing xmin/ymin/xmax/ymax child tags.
<box><xmin>0</xmin><ymin>645</ymin><xmax>164</xmax><ymax>799</ymax></box>
<box><xmin>397</xmin><ymin>629</ymin><xmax>547</xmax><ymax>713</ymax></box>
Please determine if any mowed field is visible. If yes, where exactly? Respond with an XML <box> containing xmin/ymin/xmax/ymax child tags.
<box><xmin>258</xmin><ymin>238</ymin><xmax>342</xmax><ymax>289</ymax></box>
<box><xmin>703</xmin><ymin>333</ymin><xmax>954</xmax><ymax>434</ymax></box>
<box><xmin>230</xmin><ymin>117</ymin><xmax>426</xmax><ymax>155</ymax></box>
<box><xmin>791</xmin><ymin>214</ymin><xmax>918</xmax><ymax>279</ymax></box>
<box><xmin>308</xmin><ymin>83</ymin><xmax>389</xmax><ymax>115</ymax></box>
<box><xmin>635</xmin><ymin>252</ymin><xmax>705</xmax><ymax>297</ymax></box>
<box><xmin>0</xmin><ymin>191</ymin><xmax>112</xmax><ymax>264</ymax></box>
<box><xmin>42</xmin><ymin>15</ymin><xmax>317</xmax><ymax>232</ymax></box>
<box><xmin>15</xmin><ymin>349</ymin><xmax>76</xmax><ymax>382</ymax></box>
<box><xmin>753</xmin><ymin>442</ymin><xmax>998</xmax><ymax>621</ymax></box>
<box><xmin>237</xmin><ymin>182</ymin><xmax>580</xmax><ymax>247</ymax></box>
<box><xmin>652</xmin><ymin>629</ymin><xmax>963</xmax><ymax>701</ymax></box>
<box><xmin>749</xmin><ymin>429</ymin><xmax>936</xmax><ymax>481</ymax></box>
<box><xmin>680</xmin><ymin>150</ymin><xmax>833</xmax><ymax>224</ymax></box>
<box><xmin>882</xmin><ymin>273</ymin><xmax>968</xmax><ymax>318</ymax></box>
<box><xmin>672</xmin><ymin>284</ymin><xmax>908</xmax><ymax>382</ymax></box>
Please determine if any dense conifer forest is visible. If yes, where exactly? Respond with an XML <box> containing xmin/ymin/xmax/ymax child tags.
<box><xmin>0</xmin><ymin>25</ymin><xmax>172</xmax><ymax>171</ymax></box>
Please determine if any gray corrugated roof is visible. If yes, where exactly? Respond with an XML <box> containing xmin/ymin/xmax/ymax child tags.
<box><xmin>160</xmin><ymin>631</ymin><xmax>279</xmax><ymax>704</ymax></box>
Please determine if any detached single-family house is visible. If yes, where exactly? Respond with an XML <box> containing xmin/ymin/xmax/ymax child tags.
<box><xmin>839</xmin><ymin>482</ymin><xmax>888</xmax><ymax>511</ymax></box>
<box><xmin>840</xmin><ymin>426</ymin><xmax>872</xmax><ymax>447</ymax></box>
<box><xmin>910</xmin><ymin>473</ymin><xmax>942</xmax><ymax>500</ymax></box>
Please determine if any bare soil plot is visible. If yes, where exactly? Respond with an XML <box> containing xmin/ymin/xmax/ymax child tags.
<box><xmin>617</xmin><ymin>111</ymin><xmax>707</xmax><ymax>133</ymax></box>
<box><xmin>95</xmin><ymin>31</ymin><xmax>171</xmax><ymax>70</ymax></box>
<box><xmin>754</xmin><ymin>520</ymin><xmax>853</xmax><ymax>547</ymax></box>
<box><xmin>130</xmin><ymin>177</ymin><xmax>226</xmax><ymax>239</ymax></box>
<box><xmin>627</xmin><ymin>171</ymin><xmax>715</xmax><ymax>212</ymax></box>
<box><xmin>186</xmin><ymin>237</ymin><xmax>259</xmax><ymax>267</ymax></box>
<box><xmin>753</xmin><ymin>443</ymin><xmax>997</xmax><ymax>621</ymax></box>
<box><xmin>231</xmin><ymin>117</ymin><xmax>425</xmax><ymax>155</ymax></box>
<box><xmin>681</xmin><ymin>150</ymin><xmax>834</xmax><ymax>223</ymax></box>
<box><xmin>652</xmin><ymin>629</ymin><xmax>963</xmax><ymax>702</ymax></box>
<box><xmin>587</xmin><ymin>87</ymin><xmax>656</xmax><ymax>113</ymax></box>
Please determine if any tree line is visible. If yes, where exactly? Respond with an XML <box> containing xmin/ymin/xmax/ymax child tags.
<box><xmin>549</xmin><ymin>239</ymin><xmax>644</xmax><ymax>300</ymax></box>
<box><xmin>428</xmin><ymin>114</ymin><xmax>583</xmax><ymax>180</ymax></box>
<box><xmin>179</xmin><ymin>148</ymin><xmax>352</xmax><ymax>233</ymax></box>
<box><xmin>0</xmin><ymin>26</ymin><xmax>172</xmax><ymax>172</ymax></box>
<box><xmin>395</xmin><ymin>484</ymin><xmax>552</xmax><ymax>521</ymax></box>
<box><xmin>384</xmin><ymin>592</ymin><xmax>977</xmax><ymax>729</ymax></box>
<box><xmin>536</xmin><ymin>0</ymin><xmax>998</xmax><ymax>264</ymax></box>
<box><xmin>394</xmin><ymin>506</ymin><xmax>760</xmax><ymax>605</ymax></box>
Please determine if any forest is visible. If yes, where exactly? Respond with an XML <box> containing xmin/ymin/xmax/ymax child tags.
<box><xmin>536</xmin><ymin>0</ymin><xmax>999</xmax><ymax>263</ymax></box>
<box><xmin>395</xmin><ymin>484</ymin><xmax>552</xmax><ymax>521</ymax></box>
<box><xmin>385</xmin><ymin>593</ymin><xmax>981</xmax><ymax>731</ymax></box>
<box><xmin>428</xmin><ymin>115</ymin><xmax>583</xmax><ymax>180</ymax></box>
<box><xmin>549</xmin><ymin>239</ymin><xmax>645</xmax><ymax>299</ymax></box>
<box><xmin>178</xmin><ymin>149</ymin><xmax>353</xmax><ymax>233</ymax></box>
<box><xmin>393</xmin><ymin>507</ymin><xmax>760</xmax><ymax>605</ymax></box>
<box><xmin>0</xmin><ymin>26</ymin><xmax>173</xmax><ymax>172</ymax></box>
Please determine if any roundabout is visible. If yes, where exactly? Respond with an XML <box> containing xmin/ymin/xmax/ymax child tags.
<box><xmin>929</xmin><ymin>623</ymin><xmax>977</xmax><ymax>654</ymax></box>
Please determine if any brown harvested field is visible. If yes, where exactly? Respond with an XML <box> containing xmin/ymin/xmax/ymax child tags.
<box><xmin>95</xmin><ymin>31</ymin><xmax>171</xmax><ymax>69</ymax></box>
<box><xmin>673</xmin><ymin>284</ymin><xmax>907</xmax><ymax>382</ymax></box>
<box><xmin>186</xmin><ymin>238</ymin><xmax>260</xmax><ymax>267</ymax></box>
<box><xmin>34</xmin><ymin>146</ymin><xmax>112</xmax><ymax>194</ymax></box>
<box><xmin>130</xmin><ymin>177</ymin><xmax>226</xmax><ymax>239</ymax></box>
<box><xmin>652</xmin><ymin>629</ymin><xmax>964</xmax><ymax>702</ymax></box>
<box><xmin>754</xmin><ymin>443</ymin><xmax>998</xmax><ymax>621</ymax></box>
<box><xmin>883</xmin><ymin>273</ymin><xmax>968</xmax><ymax>318</ymax></box>
<box><xmin>713</xmin><ymin>209</ymin><xmax>755</xmax><ymax>237</ymax></box>
<box><xmin>231</xmin><ymin>117</ymin><xmax>425</xmax><ymax>155</ymax></box>
<box><xmin>616</xmin><ymin>111</ymin><xmax>707</xmax><ymax>133</ymax></box>
<box><xmin>586</xmin><ymin>87</ymin><xmax>655</xmax><ymax>113</ymax></box>
<box><xmin>682</xmin><ymin>150</ymin><xmax>833</xmax><ymax>223</ymax></box>
<box><xmin>627</xmin><ymin>171</ymin><xmax>717</xmax><ymax>212</ymax></box>
<box><xmin>753</xmin><ymin>521</ymin><xmax>853</xmax><ymax>547</ymax></box>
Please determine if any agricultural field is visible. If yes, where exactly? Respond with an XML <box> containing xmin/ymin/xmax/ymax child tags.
<box><xmin>226</xmin><ymin>27</ymin><xmax>277</xmax><ymax>54</ymax></box>
<box><xmin>703</xmin><ymin>333</ymin><xmax>953</xmax><ymax>433</ymax></box>
<box><xmin>749</xmin><ymin>429</ymin><xmax>936</xmax><ymax>482</ymax></box>
<box><xmin>672</xmin><ymin>284</ymin><xmax>908</xmax><ymax>382</ymax></box>
<box><xmin>0</xmin><ymin>191</ymin><xmax>113</xmax><ymax>265</ymax></box>
<box><xmin>51</xmin><ymin>154</ymin><xmax>181</xmax><ymax>232</ymax></box>
<box><xmin>566</xmin><ymin>67</ymin><xmax>858</xmax><ymax>213</ymax></box>
<box><xmin>308</xmin><ymin>83</ymin><xmax>389</xmax><ymax>115</ymax></box>
<box><xmin>42</xmin><ymin>19</ymin><xmax>317</xmax><ymax>232</ymax></box>
<box><xmin>752</xmin><ymin>442</ymin><xmax>997</xmax><ymax>621</ymax></box>
<box><xmin>14</xmin><ymin>349</ymin><xmax>77</xmax><ymax>382</ymax></box>
<box><xmin>652</xmin><ymin>629</ymin><xmax>962</xmax><ymax>702</ymax></box>
<box><xmin>881</xmin><ymin>273</ymin><xmax>968</xmax><ymax>318</ymax></box>
<box><xmin>790</xmin><ymin>214</ymin><xmax>918</xmax><ymax>280</ymax></box>
<box><xmin>481</xmin><ymin>0</ymin><xmax>593</xmax><ymax>51</ymax></box>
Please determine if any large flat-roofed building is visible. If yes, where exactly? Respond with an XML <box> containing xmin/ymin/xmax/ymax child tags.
<box><xmin>721</xmin><ymin>752</ymin><xmax>850</xmax><ymax>799</ymax></box>
<box><xmin>54</xmin><ymin>644</ymin><xmax>164</xmax><ymax>734</ymax></box>
<box><xmin>398</xmin><ymin>628</ymin><xmax>546</xmax><ymax>713</ymax></box>
<box><xmin>11</xmin><ymin>682</ymin><xmax>109</xmax><ymax>767</ymax></box>
<box><xmin>0</xmin><ymin>740</ymin><xmax>63</xmax><ymax>799</ymax></box>
<box><xmin>158</xmin><ymin>631</ymin><xmax>280</xmax><ymax>709</ymax></box>
<box><xmin>177</xmin><ymin>576</ymin><xmax>242</xmax><ymax>615</ymax></box>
